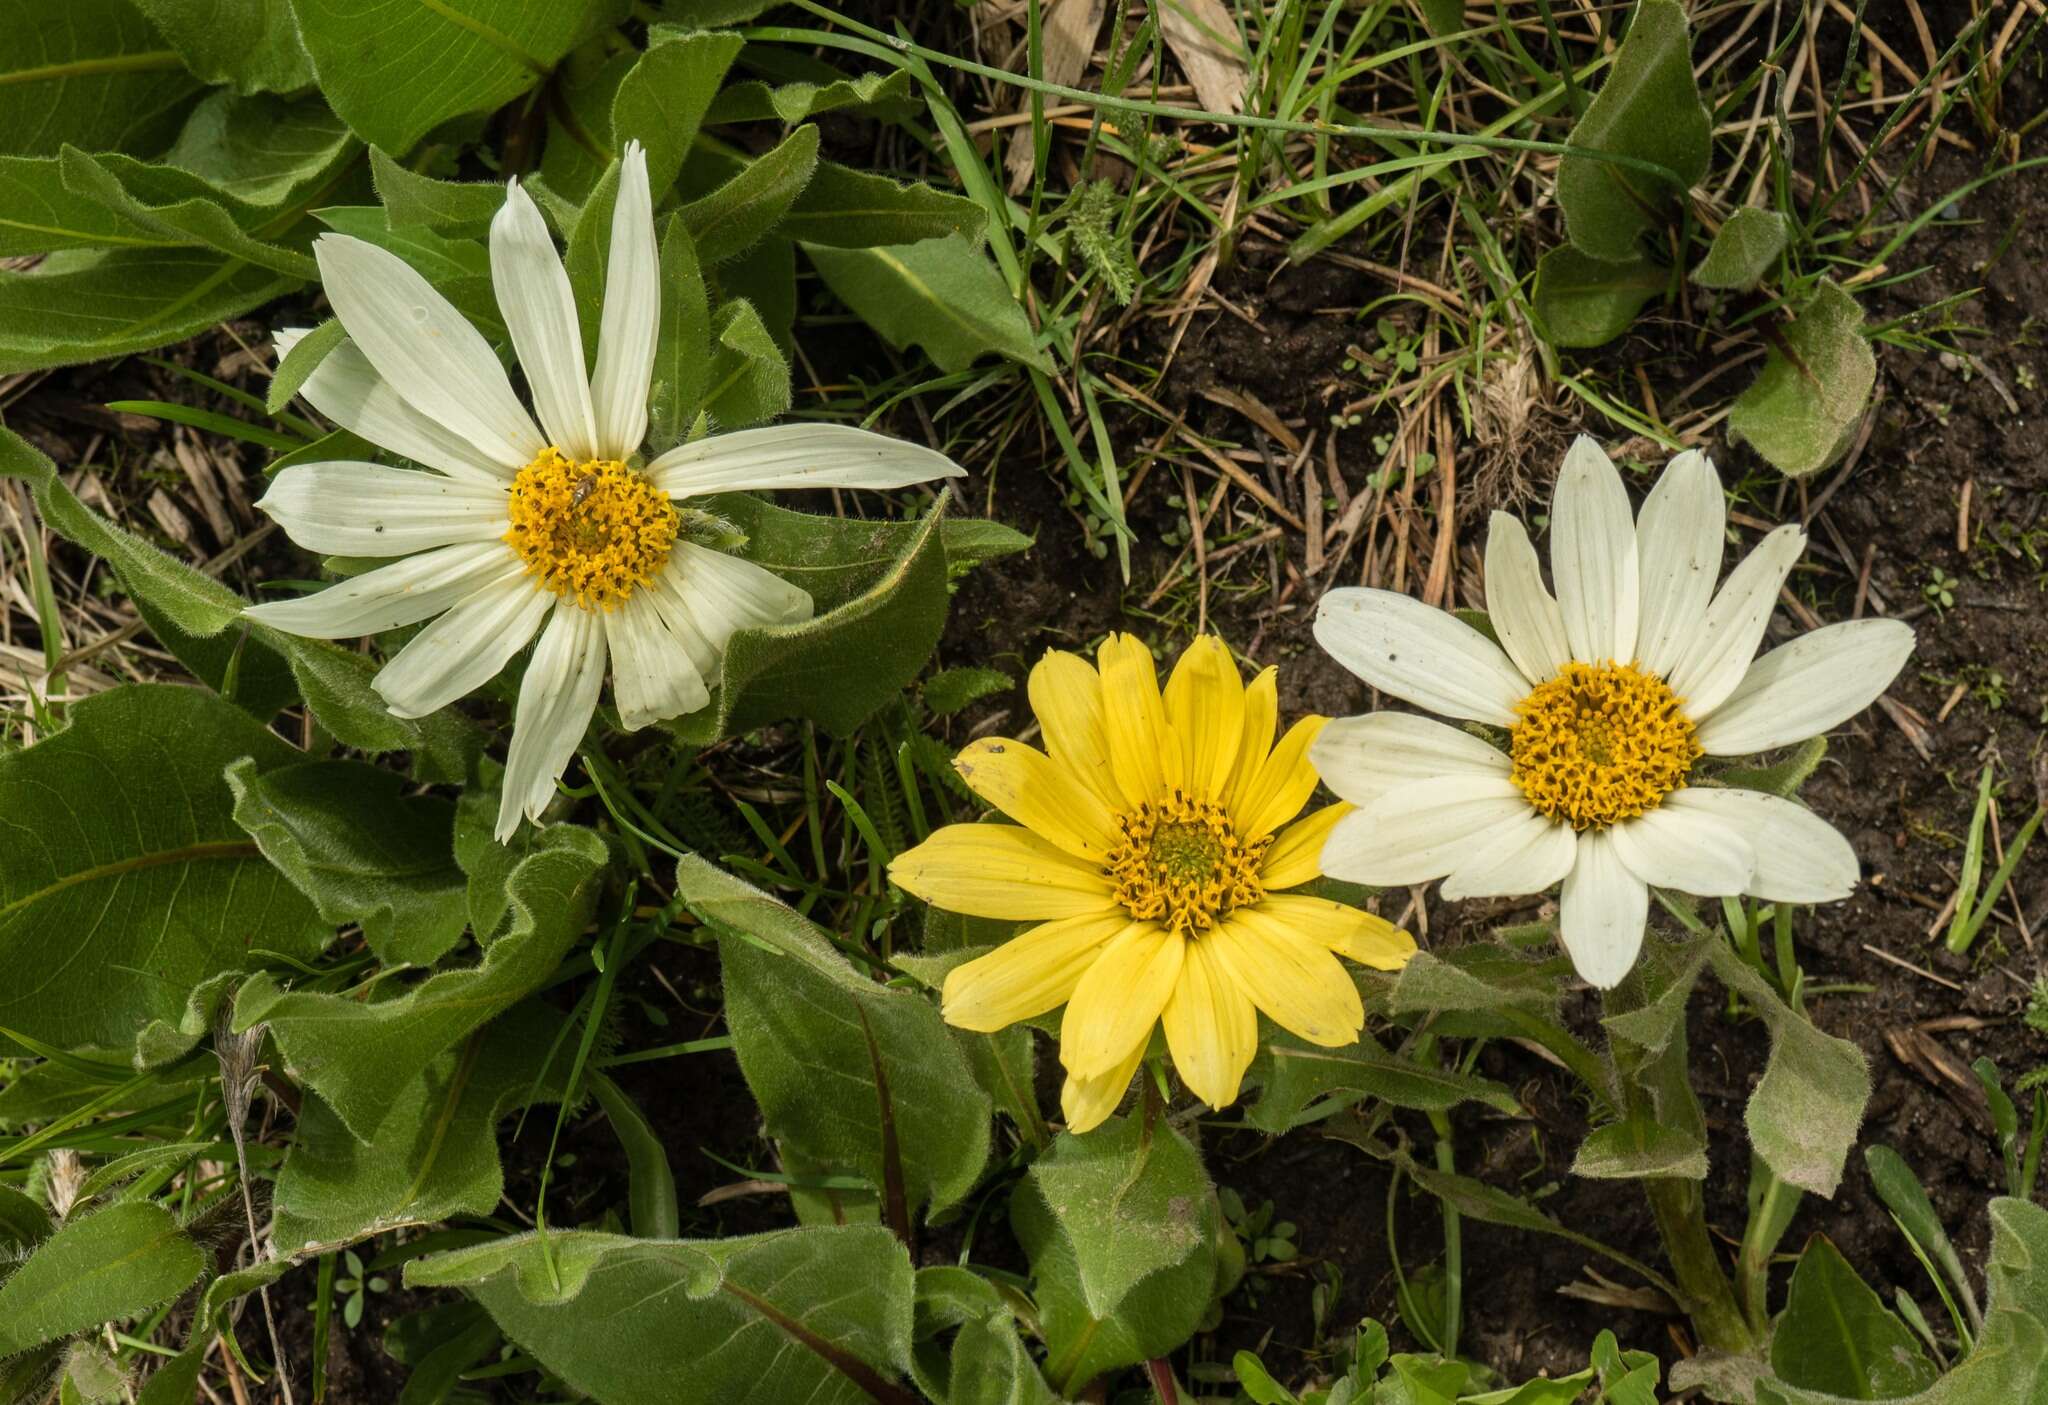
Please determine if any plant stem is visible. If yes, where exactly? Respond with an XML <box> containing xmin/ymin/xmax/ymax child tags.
<box><xmin>1643</xmin><ymin>1176</ymin><xmax>1756</xmax><ymax>1355</ymax></box>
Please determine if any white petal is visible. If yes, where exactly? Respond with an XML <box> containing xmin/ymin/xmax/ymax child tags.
<box><xmin>666</xmin><ymin>542</ymin><xmax>812</xmax><ymax>651</ymax></box>
<box><xmin>492</xmin><ymin>179</ymin><xmax>599</xmax><ymax>460</ymax></box>
<box><xmin>641</xmin><ymin>570</ymin><xmax>722</xmax><ymax>682</ymax></box>
<box><xmin>292</xmin><ymin>338</ymin><xmax>511</xmax><ymax>485</ymax></box>
<box><xmin>1558</xmin><ymin>831</ymin><xmax>1648</xmax><ymax>988</ymax></box>
<box><xmin>245</xmin><ymin>541</ymin><xmax>519</xmax><ymax>638</ymax></box>
<box><xmin>372</xmin><ymin>576</ymin><xmax>550</xmax><ymax>718</ymax></box>
<box><xmin>1606</xmin><ymin>803</ymin><xmax>1753</xmax><ymax>896</ymax></box>
<box><xmin>603</xmin><ymin>590</ymin><xmax>709</xmax><ymax>731</ymax></box>
<box><xmin>258</xmin><ymin>463</ymin><xmax>510</xmax><ymax>556</ymax></box>
<box><xmin>1441</xmin><ymin>813</ymin><xmax>1576</xmax><ymax>899</ymax></box>
<box><xmin>1665</xmin><ymin>524</ymin><xmax>1805</xmax><ymax>715</ymax></box>
<box><xmin>1313</xmin><ymin>588</ymin><xmax>1527</xmax><ymax>726</ymax></box>
<box><xmin>1320</xmin><ymin>775</ymin><xmax>1532</xmax><ymax>885</ymax></box>
<box><xmin>497</xmin><ymin>602</ymin><xmax>607</xmax><ymax>841</ymax></box>
<box><xmin>1550</xmin><ymin>436</ymin><xmax>1640</xmax><ymax>665</ymax></box>
<box><xmin>647</xmin><ymin>423</ymin><xmax>966</xmax><ymax>498</ymax></box>
<box><xmin>1694</xmin><ymin>619</ymin><xmax>1915</xmax><ymax>756</ymax></box>
<box><xmin>273</xmin><ymin>327</ymin><xmax>310</xmax><ymax>359</ymax></box>
<box><xmin>1484</xmin><ymin>511</ymin><xmax>1570</xmax><ymax>685</ymax></box>
<box><xmin>1634</xmin><ymin>450</ymin><xmax>1724</xmax><ymax>679</ymax></box>
<box><xmin>589</xmin><ymin>141</ymin><xmax>657</xmax><ymax>461</ymax></box>
<box><xmin>1661</xmin><ymin>788</ymin><xmax>1860</xmax><ymax>903</ymax></box>
<box><xmin>315</xmin><ymin>234</ymin><xmax>544</xmax><ymax>470</ymax></box>
<box><xmin>1309</xmin><ymin>712</ymin><xmax>1510</xmax><ymax>808</ymax></box>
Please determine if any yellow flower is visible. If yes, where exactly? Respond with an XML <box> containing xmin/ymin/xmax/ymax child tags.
<box><xmin>889</xmin><ymin>634</ymin><xmax>1416</xmax><ymax>1133</ymax></box>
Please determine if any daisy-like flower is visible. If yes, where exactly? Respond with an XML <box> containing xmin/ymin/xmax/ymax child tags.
<box><xmin>888</xmin><ymin>635</ymin><xmax>1416</xmax><ymax>1133</ymax></box>
<box><xmin>246</xmin><ymin>142</ymin><xmax>963</xmax><ymax>840</ymax></box>
<box><xmin>1310</xmin><ymin>437</ymin><xmax>1913</xmax><ymax>988</ymax></box>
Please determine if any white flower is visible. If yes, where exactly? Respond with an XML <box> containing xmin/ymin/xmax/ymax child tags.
<box><xmin>248</xmin><ymin>141</ymin><xmax>964</xmax><ymax>842</ymax></box>
<box><xmin>1309</xmin><ymin>437</ymin><xmax>1913</xmax><ymax>988</ymax></box>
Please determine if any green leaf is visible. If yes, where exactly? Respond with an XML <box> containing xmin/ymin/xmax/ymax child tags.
<box><xmin>0</xmin><ymin>248</ymin><xmax>297</xmax><ymax>375</ymax></box>
<box><xmin>0</xmin><ymin>1186</ymin><xmax>51</xmax><ymax>1250</ymax></box>
<box><xmin>1705</xmin><ymin>942</ymin><xmax>1870</xmax><ymax>1196</ymax></box>
<box><xmin>1013</xmin><ymin>1121</ymin><xmax>1218</xmax><ymax>1394</ymax></box>
<box><xmin>1554</xmin><ymin>0</ymin><xmax>1711</xmax><ymax>261</ymax></box>
<box><xmin>0</xmin><ymin>426</ymin><xmax>481</xmax><ymax>779</ymax></box>
<box><xmin>1247</xmin><ymin>1030</ymin><xmax>1520</xmax><ymax>1133</ymax></box>
<box><xmin>267</xmin><ymin>317</ymin><xmax>344</xmax><ymax>414</ymax></box>
<box><xmin>235</xmin><ymin>824</ymin><xmax>608</xmax><ymax>1140</ymax></box>
<box><xmin>1024</xmin><ymin>1115</ymin><xmax>1213</xmax><ymax>1320</ymax></box>
<box><xmin>128</xmin><ymin>593</ymin><xmax>300</xmax><ymax>723</ymax></box>
<box><xmin>1770</xmin><ymin>1236</ymin><xmax>1939</xmax><ymax>1398</ymax></box>
<box><xmin>367</xmin><ymin>148</ymin><xmax>503</xmax><ymax>233</ymax></box>
<box><xmin>705</xmin><ymin>70</ymin><xmax>920</xmax><ymax>126</ymax></box>
<box><xmin>923</xmin><ymin>666</ymin><xmax>1014</xmax><ymax>716</ymax></box>
<box><xmin>0</xmin><ymin>0</ymin><xmax>201</xmax><ymax>158</ymax></box>
<box><xmin>270</xmin><ymin>1003</ymin><xmax>568</xmax><ymax>1255</ymax></box>
<box><xmin>613</xmin><ymin>30</ymin><xmax>746</xmax><ymax>198</ymax></box>
<box><xmin>0</xmin><ymin>1204</ymin><xmax>204</xmax><ymax>1355</ymax></box>
<box><xmin>161</xmin><ymin>92</ymin><xmax>358</xmax><ymax>206</ymax></box>
<box><xmin>680</xmin><ymin>124</ymin><xmax>820</xmax><ymax>264</ymax></box>
<box><xmin>676</xmin><ymin>494</ymin><xmax>954</xmax><ymax>743</ymax></box>
<box><xmin>226</xmin><ymin>758</ymin><xmax>469</xmax><ymax>967</ymax></box>
<box><xmin>1729</xmin><ymin>279</ymin><xmax>1877</xmax><ymax>478</ymax></box>
<box><xmin>1863</xmin><ymin>1145</ymin><xmax>1980</xmax><ymax>1331</ymax></box>
<box><xmin>1572</xmin><ymin>1113</ymin><xmax>1709</xmax><ymax>1180</ymax></box>
<box><xmin>679</xmin><ymin>853</ymin><xmax>991</xmax><ymax>1223</ymax></box>
<box><xmin>1532</xmin><ymin>245</ymin><xmax>1664</xmax><ymax>349</ymax></box>
<box><xmin>0</xmin><ymin>158</ymin><xmax>166</xmax><ymax>257</ymax></box>
<box><xmin>288</xmin><ymin>0</ymin><xmax>627</xmax><ymax>153</ymax></box>
<box><xmin>941</xmin><ymin>519</ymin><xmax>1035</xmax><ymax>573</ymax></box>
<box><xmin>784</xmin><ymin>163</ymin><xmax>988</xmax><ymax>249</ymax></box>
<box><xmin>590</xmin><ymin>1073</ymin><xmax>681</xmax><ymax>1240</ymax></box>
<box><xmin>703</xmin><ymin>297</ymin><xmax>792</xmax><ymax>428</ymax></box>
<box><xmin>645</xmin><ymin>216</ymin><xmax>712</xmax><ymax>453</ymax></box>
<box><xmin>57</xmin><ymin>147</ymin><xmax>317</xmax><ymax>278</ymax></box>
<box><xmin>1692</xmin><ymin>207</ymin><xmax>1792</xmax><ymax>292</ymax></box>
<box><xmin>721</xmin><ymin>235</ymin><xmax>798</xmax><ymax>353</ymax></box>
<box><xmin>1386</xmin><ymin>944</ymin><xmax>1568</xmax><ymax>1016</ymax></box>
<box><xmin>806</xmin><ymin>235</ymin><xmax>1047</xmax><ymax>372</ymax></box>
<box><xmin>0</xmin><ymin>685</ymin><xmax>323</xmax><ymax>1053</ymax></box>
<box><xmin>407</xmin><ymin>1225</ymin><xmax>919</xmax><ymax>1405</ymax></box>
<box><xmin>450</xmin><ymin>764</ymin><xmax>555</xmax><ymax>940</ymax></box>
<box><xmin>129</xmin><ymin>0</ymin><xmax>316</xmax><ymax>93</ymax></box>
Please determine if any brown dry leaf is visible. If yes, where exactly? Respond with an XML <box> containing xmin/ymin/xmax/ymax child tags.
<box><xmin>1158</xmin><ymin>0</ymin><xmax>1247</xmax><ymax>115</ymax></box>
<box><xmin>1005</xmin><ymin>0</ymin><xmax>1109</xmax><ymax>193</ymax></box>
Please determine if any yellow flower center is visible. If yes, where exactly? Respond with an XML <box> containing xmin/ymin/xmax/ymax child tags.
<box><xmin>1510</xmin><ymin>660</ymin><xmax>1701</xmax><ymax>829</ymax></box>
<box><xmin>504</xmin><ymin>448</ymin><xmax>678</xmax><ymax>610</ymax></box>
<box><xmin>1106</xmin><ymin>790</ymin><xmax>1268</xmax><ymax>935</ymax></box>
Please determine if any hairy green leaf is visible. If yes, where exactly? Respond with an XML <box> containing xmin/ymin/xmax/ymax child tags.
<box><xmin>613</xmin><ymin>30</ymin><xmax>745</xmax><ymax>199</ymax></box>
<box><xmin>1532</xmin><ymin>245</ymin><xmax>1664</xmax><ymax>348</ymax></box>
<box><xmin>806</xmin><ymin>235</ymin><xmax>1046</xmax><ymax>372</ymax></box>
<box><xmin>130</xmin><ymin>0</ymin><xmax>315</xmax><ymax>93</ymax></box>
<box><xmin>784</xmin><ymin>163</ymin><xmax>988</xmax><ymax>249</ymax></box>
<box><xmin>0</xmin><ymin>0</ymin><xmax>201</xmax><ymax>158</ymax></box>
<box><xmin>1693</xmin><ymin>207</ymin><xmax>1792</xmax><ymax>292</ymax></box>
<box><xmin>702</xmin><ymin>297</ymin><xmax>790</xmax><ymax>429</ymax></box>
<box><xmin>681</xmin><ymin>124</ymin><xmax>820</xmax><ymax>264</ymax></box>
<box><xmin>57</xmin><ymin>148</ymin><xmax>317</xmax><ymax>277</ymax></box>
<box><xmin>367</xmin><ymin>148</ymin><xmax>503</xmax><ymax>233</ymax></box>
<box><xmin>407</xmin><ymin>1225</ymin><xmax>919</xmax><ymax>1405</ymax></box>
<box><xmin>0</xmin><ymin>248</ymin><xmax>297</xmax><ymax>375</ymax></box>
<box><xmin>1770</xmin><ymin>1236</ymin><xmax>1938</xmax><ymax>1398</ymax></box>
<box><xmin>0</xmin><ymin>1204</ymin><xmax>204</xmax><ymax>1355</ymax></box>
<box><xmin>1248</xmin><ymin>1030</ymin><xmax>1520</xmax><ymax>1133</ymax></box>
<box><xmin>645</xmin><ymin>216</ymin><xmax>711</xmax><ymax>452</ymax></box>
<box><xmin>1729</xmin><ymin>279</ymin><xmax>1876</xmax><ymax>478</ymax></box>
<box><xmin>705</xmin><ymin>70</ymin><xmax>920</xmax><ymax>126</ymax></box>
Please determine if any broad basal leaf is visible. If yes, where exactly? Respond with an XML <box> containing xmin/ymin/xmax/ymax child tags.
<box><xmin>1532</xmin><ymin>245</ymin><xmax>1664</xmax><ymax>348</ymax></box>
<box><xmin>131</xmin><ymin>0</ymin><xmax>316</xmax><ymax>94</ymax></box>
<box><xmin>1729</xmin><ymin>279</ymin><xmax>1876</xmax><ymax>478</ymax></box>
<box><xmin>675</xmin><ymin>493</ymin><xmax>957</xmax><ymax>744</ymax></box>
<box><xmin>159</xmin><ymin>91</ymin><xmax>359</xmax><ymax>214</ymax></box>
<box><xmin>0</xmin><ymin>249</ymin><xmax>297</xmax><ymax>375</ymax></box>
<box><xmin>367</xmin><ymin>148</ymin><xmax>503</xmax><ymax>233</ymax></box>
<box><xmin>235</xmin><ymin>823</ymin><xmax>607</xmax><ymax>1140</ymax></box>
<box><xmin>0</xmin><ymin>427</ymin><xmax>481</xmax><ymax>779</ymax></box>
<box><xmin>1554</xmin><ymin>0</ymin><xmax>1711</xmax><ymax>261</ymax></box>
<box><xmin>1769</xmin><ymin>1236</ymin><xmax>1938</xmax><ymax>1398</ymax></box>
<box><xmin>680</xmin><ymin>124</ymin><xmax>820</xmax><ymax>265</ymax></box>
<box><xmin>0</xmin><ymin>159</ymin><xmax>164</xmax><ymax>257</ymax></box>
<box><xmin>783</xmin><ymin>163</ymin><xmax>988</xmax><ymax>250</ymax></box>
<box><xmin>270</xmin><ymin>1003</ymin><xmax>567</xmax><ymax>1254</ymax></box>
<box><xmin>612</xmin><ymin>29</ymin><xmax>745</xmax><ymax>199</ymax></box>
<box><xmin>407</xmin><ymin>1225</ymin><xmax>919</xmax><ymax>1405</ymax></box>
<box><xmin>0</xmin><ymin>685</ymin><xmax>323</xmax><ymax>1053</ymax></box>
<box><xmin>57</xmin><ymin>148</ymin><xmax>318</xmax><ymax>277</ymax></box>
<box><xmin>1692</xmin><ymin>207</ymin><xmax>1792</xmax><ymax>292</ymax></box>
<box><xmin>0</xmin><ymin>1204</ymin><xmax>204</xmax><ymax>1356</ymax></box>
<box><xmin>288</xmin><ymin>0</ymin><xmax>628</xmax><ymax>153</ymax></box>
<box><xmin>806</xmin><ymin>235</ymin><xmax>1047</xmax><ymax>372</ymax></box>
<box><xmin>227</xmin><ymin>758</ymin><xmax>468</xmax><ymax>967</ymax></box>
<box><xmin>679</xmin><ymin>854</ymin><xmax>992</xmax><ymax>1224</ymax></box>
<box><xmin>0</xmin><ymin>0</ymin><xmax>201</xmax><ymax>158</ymax></box>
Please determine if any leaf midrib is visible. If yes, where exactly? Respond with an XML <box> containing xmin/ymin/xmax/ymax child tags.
<box><xmin>0</xmin><ymin>839</ymin><xmax>264</xmax><ymax>926</ymax></box>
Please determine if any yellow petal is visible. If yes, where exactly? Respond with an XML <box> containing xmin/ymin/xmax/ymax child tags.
<box><xmin>1058</xmin><ymin>920</ymin><xmax>1183</xmax><ymax>1077</ymax></box>
<box><xmin>1162</xmin><ymin>635</ymin><xmax>1244</xmax><ymax>800</ymax></box>
<box><xmin>1161</xmin><ymin>938</ymin><xmax>1258</xmax><ymax>1110</ymax></box>
<box><xmin>942</xmin><ymin>911</ymin><xmax>1130</xmax><ymax>1032</ymax></box>
<box><xmin>1234</xmin><ymin>714</ymin><xmax>1327</xmax><ymax>840</ymax></box>
<box><xmin>1029</xmin><ymin>649</ymin><xmax>1121</xmax><ymax>810</ymax></box>
<box><xmin>889</xmin><ymin>824</ymin><xmax>1116</xmax><ymax>921</ymax></box>
<box><xmin>1258</xmin><ymin>893</ymin><xmax>1417</xmax><ymax>971</ymax></box>
<box><xmin>1224</xmin><ymin>666</ymin><xmax>1279</xmax><ymax>814</ymax></box>
<box><xmin>1097</xmin><ymin>633</ymin><xmax>1182</xmax><ymax>809</ymax></box>
<box><xmin>954</xmin><ymin>737</ymin><xmax>1121</xmax><ymax>863</ymax></box>
<box><xmin>1205</xmin><ymin>908</ymin><xmax>1364</xmax><ymax>1047</ymax></box>
<box><xmin>1060</xmin><ymin>1037</ymin><xmax>1147</xmax><ymax>1134</ymax></box>
<box><xmin>1261</xmin><ymin>802</ymin><xmax>1352</xmax><ymax>889</ymax></box>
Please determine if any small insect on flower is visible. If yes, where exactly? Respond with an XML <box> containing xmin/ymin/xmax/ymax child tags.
<box><xmin>1309</xmin><ymin>437</ymin><xmax>1914</xmax><ymax>988</ymax></box>
<box><xmin>569</xmin><ymin>471</ymin><xmax>599</xmax><ymax>512</ymax></box>
<box><xmin>888</xmin><ymin>633</ymin><xmax>1415</xmax><ymax>1134</ymax></box>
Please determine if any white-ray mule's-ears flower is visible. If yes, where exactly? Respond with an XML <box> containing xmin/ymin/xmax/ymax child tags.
<box><xmin>247</xmin><ymin>141</ymin><xmax>966</xmax><ymax>843</ymax></box>
<box><xmin>1309</xmin><ymin>436</ymin><xmax>1912</xmax><ymax>987</ymax></box>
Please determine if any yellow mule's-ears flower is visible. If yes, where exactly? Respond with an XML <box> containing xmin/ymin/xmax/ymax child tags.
<box><xmin>889</xmin><ymin>634</ymin><xmax>1415</xmax><ymax>1133</ymax></box>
